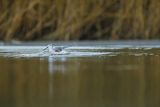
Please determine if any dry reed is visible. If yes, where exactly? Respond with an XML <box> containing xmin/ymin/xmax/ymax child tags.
<box><xmin>0</xmin><ymin>0</ymin><xmax>160</xmax><ymax>41</ymax></box>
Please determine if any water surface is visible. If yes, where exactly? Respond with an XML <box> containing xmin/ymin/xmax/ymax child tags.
<box><xmin>0</xmin><ymin>41</ymin><xmax>160</xmax><ymax>107</ymax></box>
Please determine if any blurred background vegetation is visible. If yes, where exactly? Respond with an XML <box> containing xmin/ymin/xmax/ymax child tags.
<box><xmin>0</xmin><ymin>0</ymin><xmax>160</xmax><ymax>41</ymax></box>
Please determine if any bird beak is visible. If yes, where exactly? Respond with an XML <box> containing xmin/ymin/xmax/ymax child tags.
<box><xmin>43</xmin><ymin>46</ymin><xmax>48</xmax><ymax>51</ymax></box>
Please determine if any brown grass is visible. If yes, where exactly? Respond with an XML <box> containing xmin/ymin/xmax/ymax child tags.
<box><xmin>0</xmin><ymin>0</ymin><xmax>160</xmax><ymax>41</ymax></box>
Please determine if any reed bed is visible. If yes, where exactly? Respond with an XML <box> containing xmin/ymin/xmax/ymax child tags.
<box><xmin>0</xmin><ymin>0</ymin><xmax>160</xmax><ymax>41</ymax></box>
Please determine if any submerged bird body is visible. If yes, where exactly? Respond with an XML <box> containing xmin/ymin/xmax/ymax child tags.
<box><xmin>43</xmin><ymin>44</ymin><xmax>68</xmax><ymax>55</ymax></box>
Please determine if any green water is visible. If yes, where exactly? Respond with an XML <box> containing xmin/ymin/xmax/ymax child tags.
<box><xmin>0</xmin><ymin>41</ymin><xmax>160</xmax><ymax>107</ymax></box>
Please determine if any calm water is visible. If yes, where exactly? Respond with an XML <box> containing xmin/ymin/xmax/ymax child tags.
<box><xmin>0</xmin><ymin>41</ymin><xmax>160</xmax><ymax>107</ymax></box>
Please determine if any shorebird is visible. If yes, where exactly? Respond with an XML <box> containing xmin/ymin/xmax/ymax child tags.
<box><xmin>43</xmin><ymin>44</ymin><xmax>68</xmax><ymax>55</ymax></box>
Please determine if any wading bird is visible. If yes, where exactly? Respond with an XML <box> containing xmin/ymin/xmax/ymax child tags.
<box><xmin>43</xmin><ymin>44</ymin><xmax>68</xmax><ymax>55</ymax></box>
